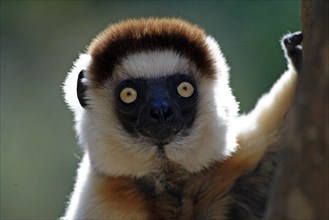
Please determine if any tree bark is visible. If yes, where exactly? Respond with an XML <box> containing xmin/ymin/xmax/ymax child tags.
<box><xmin>265</xmin><ymin>0</ymin><xmax>329</xmax><ymax>219</ymax></box>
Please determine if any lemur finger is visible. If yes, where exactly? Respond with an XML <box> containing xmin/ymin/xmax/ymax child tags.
<box><xmin>282</xmin><ymin>32</ymin><xmax>303</xmax><ymax>72</ymax></box>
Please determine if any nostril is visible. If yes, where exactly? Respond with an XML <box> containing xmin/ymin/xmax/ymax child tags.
<box><xmin>163</xmin><ymin>108</ymin><xmax>173</xmax><ymax>120</ymax></box>
<box><xmin>150</xmin><ymin>108</ymin><xmax>161</xmax><ymax>120</ymax></box>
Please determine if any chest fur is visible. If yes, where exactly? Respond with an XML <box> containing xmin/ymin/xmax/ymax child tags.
<box><xmin>88</xmin><ymin>152</ymin><xmax>275</xmax><ymax>220</ymax></box>
<box><xmin>134</xmin><ymin>160</ymin><xmax>232</xmax><ymax>220</ymax></box>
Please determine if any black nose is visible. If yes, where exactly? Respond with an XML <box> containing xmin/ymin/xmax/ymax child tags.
<box><xmin>138</xmin><ymin>101</ymin><xmax>182</xmax><ymax>142</ymax></box>
<box><xmin>149</xmin><ymin>105</ymin><xmax>173</xmax><ymax>122</ymax></box>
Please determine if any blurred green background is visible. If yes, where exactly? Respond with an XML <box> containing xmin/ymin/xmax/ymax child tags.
<box><xmin>1</xmin><ymin>1</ymin><xmax>300</xmax><ymax>219</ymax></box>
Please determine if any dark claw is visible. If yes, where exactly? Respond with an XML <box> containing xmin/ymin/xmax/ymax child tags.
<box><xmin>281</xmin><ymin>32</ymin><xmax>303</xmax><ymax>72</ymax></box>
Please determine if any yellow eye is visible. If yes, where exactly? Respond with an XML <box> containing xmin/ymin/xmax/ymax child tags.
<box><xmin>177</xmin><ymin>81</ymin><xmax>194</xmax><ymax>98</ymax></box>
<box><xmin>120</xmin><ymin>87</ymin><xmax>137</xmax><ymax>104</ymax></box>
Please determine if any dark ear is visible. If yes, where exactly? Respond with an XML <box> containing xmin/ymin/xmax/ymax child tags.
<box><xmin>77</xmin><ymin>70</ymin><xmax>88</xmax><ymax>108</ymax></box>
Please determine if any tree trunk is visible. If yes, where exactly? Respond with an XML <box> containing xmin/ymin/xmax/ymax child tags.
<box><xmin>265</xmin><ymin>0</ymin><xmax>329</xmax><ymax>219</ymax></box>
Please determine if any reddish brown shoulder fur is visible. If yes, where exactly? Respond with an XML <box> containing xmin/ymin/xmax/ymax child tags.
<box><xmin>87</xmin><ymin>18</ymin><xmax>215</xmax><ymax>85</ymax></box>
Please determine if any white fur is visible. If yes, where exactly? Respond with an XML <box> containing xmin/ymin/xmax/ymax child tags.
<box><xmin>116</xmin><ymin>50</ymin><xmax>192</xmax><ymax>79</ymax></box>
<box><xmin>63</xmin><ymin>54</ymin><xmax>92</xmax><ymax>146</ymax></box>
<box><xmin>61</xmin><ymin>154</ymin><xmax>149</xmax><ymax>219</ymax></box>
<box><xmin>236</xmin><ymin>67</ymin><xmax>297</xmax><ymax>164</ymax></box>
<box><xmin>61</xmin><ymin>154</ymin><xmax>91</xmax><ymax>220</ymax></box>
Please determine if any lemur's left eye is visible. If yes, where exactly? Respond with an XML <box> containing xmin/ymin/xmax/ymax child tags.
<box><xmin>177</xmin><ymin>81</ymin><xmax>194</xmax><ymax>98</ymax></box>
<box><xmin>120</xmin><ymin>87</ymin><xmax>137</xmax><ymax>104</ymax></box>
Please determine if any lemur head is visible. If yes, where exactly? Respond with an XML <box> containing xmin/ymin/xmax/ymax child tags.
<box><xmin>64</xmin><ymin>18</ymin><xmax>238</xmax><ymax>177</ymax></box>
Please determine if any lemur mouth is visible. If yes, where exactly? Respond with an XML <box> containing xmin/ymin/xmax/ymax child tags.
<box><xmin>139</xmin><ymin>124</ymin><xmax>180</xmax><ymax>146</ymax></box>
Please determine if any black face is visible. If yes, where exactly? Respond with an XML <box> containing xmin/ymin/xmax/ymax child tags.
<box><xmin>114</xmin><ymin>74</ymin><xmax>198</xmax><ymax>146</ymax></box>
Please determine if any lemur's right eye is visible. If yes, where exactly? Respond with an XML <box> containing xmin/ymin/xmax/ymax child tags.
<box><xmin>177</xmin><ymin>81</ymin><xmax>194</xmax><ymax>98</ymax></box>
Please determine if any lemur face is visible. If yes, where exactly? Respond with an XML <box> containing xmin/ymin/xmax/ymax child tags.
<box><xmin>114</xmin><ymin>73</ymin><xmax>198</xmax><ymax>147</ymax></box>
<box><xmin>65</xmin><ymin>18</ymin><xmax>238</xmax><ymax>176</ymax></box>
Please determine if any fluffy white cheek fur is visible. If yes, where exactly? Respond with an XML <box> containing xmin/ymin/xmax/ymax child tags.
<box><xmin>78</xmin><ymin>86</ymin><xmax>160</xmax><ymax>177</ymax></box>
<box><xmin>64</xmin><ymin>58</ymin><xmax>159</xmax><ymax>177</ymax></box>
<box><xmin>165</xmin><ymin>36</ymin><xmax>239</xmax><ymax>172</ymax></box>
<box><xmin>165</xmin><ymin>77</ymin><xmax>238</xmax><ymax>172</ymax></box>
